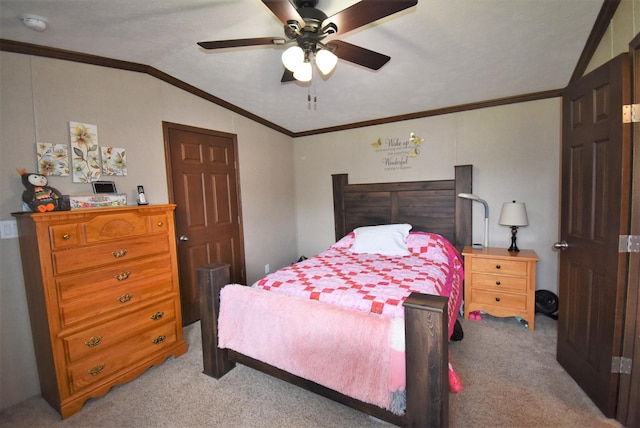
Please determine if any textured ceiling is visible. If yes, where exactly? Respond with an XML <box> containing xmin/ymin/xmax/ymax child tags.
<box><xmin>0</xmin><ymin>0</ymin><xmax>604</xmax><ymax>134</ymax></box>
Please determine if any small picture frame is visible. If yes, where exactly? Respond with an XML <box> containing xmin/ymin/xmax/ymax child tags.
<box><xmin>91</xmin><ymin>181</ymin><xmax>117</xmax><ymax>194</ymax></box>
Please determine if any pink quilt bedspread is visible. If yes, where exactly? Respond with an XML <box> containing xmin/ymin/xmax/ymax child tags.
<box><xmin>255</xmin><ymin>232</ymin><xmax>463</xmax><ymax>338</ymax></box>
<box><xmin>218</xmin><ymin>232</ymin><xmax>464</xmax><ymax>413</ymax></box>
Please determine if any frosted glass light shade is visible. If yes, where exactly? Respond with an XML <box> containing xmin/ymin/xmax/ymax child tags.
<box><xmin>293</xmin><ymin>61</ymin><xmax>312</xmax><ymax>82</ymax></box>
<box><xmin>315</xmin><ymin>49</ymin><xmax>337</xmax><ymax>75</ymax></box>
<box><xmin>282</xmin><ymin>46</ymin><xmax>304</xmax><ymax>72</ymax></box>
<box><xmin>498</xmin><ymin>201</ymin><xmax>529</xmax><ymax>226</ymax></box>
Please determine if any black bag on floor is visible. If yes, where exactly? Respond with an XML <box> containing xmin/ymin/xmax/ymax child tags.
<box><xmin>535</xmin><ymin>290</ymin><xmax>559</xmax><ymax>320</ymax></box>
<box><xmin>451</xmin><ymin>319</ymin><xmax>464</xmax><ymax>341</ymax></box>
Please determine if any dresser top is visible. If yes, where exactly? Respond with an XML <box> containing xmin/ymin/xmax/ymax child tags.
<box><xmin>12</xmin><ymin>204</ymin><xmax>176</xmax><ymax>220</ymax></box>
<box><xmin>462</xmin><ymin>246</ymin><xmax>539</xmax><ymax>261</ymax></box>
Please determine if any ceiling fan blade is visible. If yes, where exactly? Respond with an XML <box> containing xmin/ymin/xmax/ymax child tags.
<box><xmin>325</xmin><ymin>0</ymin><xmax>417</xmax><ymax>35</ymax></box>
<box><xmin>281</xmin><ymin>69</ymin><xmax>295</xmax><ymax>82</ymax></box>
<box><xmin>198</xmin><ymin>37</ymin><xmax>285</xmax><ymax>50</ymax></box>
<box><xmin>329</xmin><ymin>40</ymin><xmax>390</xmax><ymax>70</ymax></box>
<box><xmin>262</xmin><ymin>0</ymin><xmax>305</xmax><ymax>26</ymax></box>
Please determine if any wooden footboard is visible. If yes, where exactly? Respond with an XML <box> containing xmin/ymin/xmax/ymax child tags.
<box><xmin>198</xmin><ymin>264</ymin><xmax>449</xmax><ymax>427</ymax></box>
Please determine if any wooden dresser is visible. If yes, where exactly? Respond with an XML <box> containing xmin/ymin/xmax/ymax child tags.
<box><xmin>462</xmin><ymin>246</ymin><xmax>539</xmax><ymax>330</ymax></box>
<box><xmin>13</xmin><ymin>204</ymin><xmax>187</xmax><ymax>418</ymax></box>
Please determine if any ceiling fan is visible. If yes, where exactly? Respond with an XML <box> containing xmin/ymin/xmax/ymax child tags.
<box><xmin>197</xmin><ymin>0</ymin><xmax>418</xmax><ymax>83</ymax></box>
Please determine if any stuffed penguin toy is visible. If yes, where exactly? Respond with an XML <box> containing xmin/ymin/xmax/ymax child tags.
<box><xmin>18</xmin><ymin>169</ymin><xmax>63</xmax><ymax>212</ymax></box>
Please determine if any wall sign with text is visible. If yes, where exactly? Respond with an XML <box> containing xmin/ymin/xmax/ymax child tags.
<box><xmin>371</xmin><ymin>133</ymin><xmax>424</xmax><ymax>171</ymax></box>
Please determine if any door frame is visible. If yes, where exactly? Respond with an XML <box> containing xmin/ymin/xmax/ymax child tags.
<box><xmin>616</xmin><ymin>32</ymin><xmax>640</xmax><ymax>427</ymax></box>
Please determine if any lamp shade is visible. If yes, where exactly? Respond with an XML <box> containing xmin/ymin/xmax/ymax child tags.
<box><xmin>457</xmin><ymin>192</ymin><xmax>480</xmax><ymax>201</ymax></box>
<box><xmin>315</xmin><ymin>49</ymin><xmax>338</xmax><ymax>75</ymax></box>
<box><xmin>293</xmin><ymin>61</ymin><xmax>312</xmax><ymax>82</ymax></box>
<box><xmin>498</xmin><ymin>201</ymin><xmax>528</xmax><ymax>227</ymax></box>
<box><xmin>282</xmin><ymin>46</ymin><xmax>304</xmax><ymax>72</ymax></box>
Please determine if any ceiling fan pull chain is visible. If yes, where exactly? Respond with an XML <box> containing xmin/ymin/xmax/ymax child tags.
<box><xmin>313</xmin><ymin>81</ymin><xmax>317</xmax><ymax>109</ymax></box>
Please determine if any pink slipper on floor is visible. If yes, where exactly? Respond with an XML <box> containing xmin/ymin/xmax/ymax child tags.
<box><xmin>448</xmin><ymin>363</ymin><xmax>463</xmax><ymax>393</ymax></box>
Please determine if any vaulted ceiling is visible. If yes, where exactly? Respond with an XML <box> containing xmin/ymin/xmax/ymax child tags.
<box><xmin>0</xmin><ymin>0</ymin><xmax>608</xmax><ymax>135</ymax></box>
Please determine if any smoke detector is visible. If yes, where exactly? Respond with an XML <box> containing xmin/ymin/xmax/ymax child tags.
<box><xmin>20</xmin><ymin>14</ymin><xmax>48</xmax><ymax>32</ymax></box>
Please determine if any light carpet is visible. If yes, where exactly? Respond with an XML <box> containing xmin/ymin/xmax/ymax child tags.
<box><xmin>0</xmin><ymin>314</ymin><xmax>622</xmax><ymax>427</ymax></box>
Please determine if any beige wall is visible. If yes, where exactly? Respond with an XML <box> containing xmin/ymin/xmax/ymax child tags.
<box><xmin>293</xmin><ymin>99</ymin><xmax>562</xmax><ymax>293</ymax></box>
<box><xmin>587</xmin><ymin>0</ymin><xmax>640</xmax><ymax>74</ymax></box>
<box><xmin>0</xmin><ymin>52</ymin><xmax>296</xmax><ymax>409</ymax></box>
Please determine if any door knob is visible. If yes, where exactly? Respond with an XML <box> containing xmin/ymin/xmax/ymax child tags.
<box><xmin>553</xmin><ymin>240</ymin><xmax>568</xmax><ymax>250</ymax></box>
<box><xmin>179</xmin><ymin>235</ymin><xmax>189</xmax><ymax>241</ymax></box>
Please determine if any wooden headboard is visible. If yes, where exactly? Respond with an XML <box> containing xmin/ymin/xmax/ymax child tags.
<box><xmin>332</xmin><ymin>164</ymin><xmax>473</xmax><ymax>251</ymax></box>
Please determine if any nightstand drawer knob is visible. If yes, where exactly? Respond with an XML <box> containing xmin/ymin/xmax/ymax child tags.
<box><xmin>495</xmin><ymin>264</ymin><xmax>501</xmax><ymax>269</ymax></box>
<box><xmin>496</xmin><ymin>281</ymin><xmax>501</xmax><ymax>285</ymax></box>
<box><xmin>495</xmin><ymin>297</ymin><xmax>501</xmax><ymax>302</ymax></box>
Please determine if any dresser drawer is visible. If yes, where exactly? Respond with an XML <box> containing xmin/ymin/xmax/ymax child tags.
<box><xmin>149</xmin><ymin>213</ymin><xmax>170</xmax><ymax>233</ymax></box>
<box><xmin>472</xmin><ymin>258</ymin><xmax>528</xmax><ymax>276</ymax></box>
<box><xmin>52</xmin><ymin>234</ymin><xmax>170</xmax><ymax>275</ymax></box>
<box><xmin>67</xmin><ymin>322</ymin><xmax>179</xmax><ymax>393</ymax></box>
<box><xmin>470</xmin><ymin>289</ymin><xmax>527</xmax><ymax>311</ymax></box>
<box><xmin>471</xmin><ymin>273</ymin><xmax>527</xmax><ymax>292</ymax></box>
<box><xmin>58</xmin><ymin>261</ymin><xmax>174</xmax><ymax>327</ymax></box>
<box><xmin>83</xmin><ymin>212</ymin><xmax>149</xmax><ymax>243</ymax></box>
<box><xmin>49</xmin><ymin>224</ymin><xmax>83</xmax><ymax>249</ymax></box>
<box><xmin>63</xmin><ymin>299</ymin><xmax>177</xmax><ymax>363</ymax></box>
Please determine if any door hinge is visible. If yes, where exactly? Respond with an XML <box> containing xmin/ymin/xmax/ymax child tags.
<box><xmin>622</xmin><ymin>104</ymin><xmax>640</xmax><ymax>123</ymax></box>
<box><xmin>619</xmin><ymin>235</ymin><xmax>640</xmax><ymax>253</ymax></box>
<box><xmin>611</xmin><ymin>357</ymin><xmax>632</xmax><ymax>374</ymax></box>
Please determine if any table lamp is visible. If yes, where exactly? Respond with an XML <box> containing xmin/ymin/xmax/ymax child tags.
<box><xmin>498</xmin><ymin>200</ymin><xmax>528</xmax><ymax>252</ymax></box>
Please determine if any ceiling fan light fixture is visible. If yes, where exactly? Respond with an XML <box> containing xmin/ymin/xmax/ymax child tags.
<box><xmin>293</xmin><ymin>61</ymin><xmax>312</xmax><ymax>82</ymax></box>
<box><xmin>282</xmin><ymin>46</ymin><xmax>304</xmax><ymax>72</ymax></box>
<box><xmin>315</xmin><ymin>49</ymin><xmax>338</xmax><ymax>75</ymax></box>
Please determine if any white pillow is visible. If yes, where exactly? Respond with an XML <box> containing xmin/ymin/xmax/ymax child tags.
<box><xmin>350</xmin><ymin>224</ymin><xmax>412</xmax><ymax>256</ymax></box>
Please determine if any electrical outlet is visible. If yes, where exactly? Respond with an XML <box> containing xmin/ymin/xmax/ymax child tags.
<box><xmin>0</xmin><ymin>220</ymin><xmax>18</xmax><ymax>239</ymax></box>
<box><xmin>264</xmin><ymin>264</ymin><xmax>270</xmax><ymax>274</ymax></box>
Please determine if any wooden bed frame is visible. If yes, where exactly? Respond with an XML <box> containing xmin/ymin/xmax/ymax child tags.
<box><xmin>200</xmin><ymin>165</ymin><xmax>472</xmax><ymax>427</ymax></box>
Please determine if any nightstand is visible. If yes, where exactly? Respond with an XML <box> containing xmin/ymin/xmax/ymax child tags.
<box><xmin>462</xmin><ymin>246</ymin><xmax>539</xmax><ymax>330</ymax></box>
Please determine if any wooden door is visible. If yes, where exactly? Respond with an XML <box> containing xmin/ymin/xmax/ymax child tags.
<box><xmin>163</xmin><ymin>122</ymin><xmax>246</xmax><ymax>325</ymax></box>
<box><xmin>557</xmin><ymin>53</ymin><xmax>632</xmax><ymax>418</ymax></box>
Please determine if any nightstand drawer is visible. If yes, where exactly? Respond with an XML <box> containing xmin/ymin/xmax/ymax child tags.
<box><xmin>472</xmin><ymin>258</ymin><xmax>527</xmax><ymax>276</ymax></box>
<box><xmin>471</xmin><ymin>289</ymin><xmax>527</xmax><ymax>311</ymax></box>
<box><xmin>471</xmin><ymin>273</ymin><xmax>527</xmax><ymax>292</ymax></box>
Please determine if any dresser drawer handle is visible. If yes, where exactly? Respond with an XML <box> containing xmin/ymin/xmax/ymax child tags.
<box><xmin>153</xmin><ymin>335</ymin><xmax>166</xmax><ymax>345</ymax></box>
<box><xmin>62</xmin><ymin>233</ymin><xmax>71</xmax><ymax>240</ymax></box>
<box><xmin>151</xmin><ymin>311</ymin><xmax>165</xmax><ymax>321</ymax></box>
<box><xmin>88</xmin><ymin>364</ymin><xmax>105</xmax><ymax>376</ymax></box>
<box><xmin>85</xmin><ymin>336</ymin><xmax>103</xmax><ymax>347</ymax></box>
<box><xmin>117</xmin><ymin>293</ymin><xmax>133</xmax><ymax>303</ymax></box>
<box><xmin>157</xmin><ymin>221</ymin><xmax>164</xmax><ymax>227</ymax></box>
<box><xmin>495</xmin><ymin>297</ymin><xmax>501</xmax><ymax>302</ymax></box>
<box><xmin>495</xmin><ymin>264</ymin><xmax>501</xmax><ymax>269</ymax></box>
<box><xmin>114</xmin><ymin>271</ymin><xmax>131</xmax><ymax>281</ymax></box>
<box><xmin>495</xmin><ymin>281</ymin><xmax>501</xmax><ymax>286</ymax></box>
<box><xmin>111</xmin><ymin>248</ymin><xmax>128</xmax><ymax>258</ymax></box>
